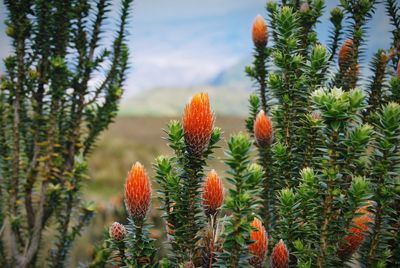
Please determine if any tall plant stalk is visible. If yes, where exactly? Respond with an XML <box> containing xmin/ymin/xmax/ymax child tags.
<box><xmin>0</xmin><ymin>0</ymin><xmax>133</xmax><ymax>266</ymax></box>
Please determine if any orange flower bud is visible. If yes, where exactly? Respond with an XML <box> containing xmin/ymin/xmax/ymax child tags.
<box><xmin>271</xmin><ymin>239</ymin><xmax>289</xmax><ymax>268</ymax></box>
<box><xmin>338</xmin><ymin>39</ymin><xmax>354</xmax><ymax>69</ymax></box>
<box><xmin>109</xmin><ymin>222</ymin><xmax>126</xmax><ymax>241</ymax></box>
<box><xmin>311</xmin><ymin>111</ymin><xmax>321</xmax><ymax>120</ymax></box>
<box><xmin>182</xmin><ymin>93</ymin><xmax>214</xmax><ymax>156</ymax></box>
<box><xmin>202</xmin><ymin>169</ymin><xmax>224</xmax><ymax>216</ymax></box>
<box><xmin>254</xmin><ymin>110</ymin><xmax>273</xmax><ymax>146</ymax></box>
<box><xmin>252</xmin><ymin>15</ymin><xmax>268</xmax><ymax>47</ymax></box>
<box><xmin>249</xmin><ymin>218</ymin><xmax>268</xmax><ymax>267</ymax></box>
<box><xmin>338</xmin><ymin>206</ymin><xmax>374</xmax><ymax>259</ymax></box>
<box><xmin>300</xmin><ymin>3</ymin><xmax>310</xmax><ymax>13</ymax></box>
<box><xmin>124</xmin><ymin>162</ymin><xmax>152</xmax><ymax>222</ymax></box>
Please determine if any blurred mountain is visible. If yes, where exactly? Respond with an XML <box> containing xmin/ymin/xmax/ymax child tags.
<box><xmin>119</xmin><ymin>57</ymin><xmax>254</xmax><ymax>117</ymax></box>
<box><xmin>210</xmin><ymin>57</ymin><xmax>252</xmax><ymax>88</ymax></box>
<box><xmin>120</xmin><ymin>85</ymin><xmax>249</xmax><ymax>117</ymax></box>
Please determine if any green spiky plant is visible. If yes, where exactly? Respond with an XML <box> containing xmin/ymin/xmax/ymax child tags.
<box><xmin>0</xmin><ymin>0</ymin><xmax>133</xmax><ymax>266</ymax></box>
<box><xmin>154</xmin><ymin>93</ymin><xmax>222</xmax><ymax>266</ymax></box>
<box><xmin>106</xmin><ymin>162</ymin><xmax>156</xmax><ymax>267</ymax></box>
<box><xmin>102</xmin><ymin>93</ymin><xmax>266</xmax><ymax>268</ymax></box>
<box><xmin>101</xmin><ymin>1</ymin><xmax>400</xmax><ymax>267</ymax></box>
<box><xmin>246</xmin><ymin>0</ymin><xmax>400</xmax><ymax>267</ymax></box>
<box><xmin>216</xmin><ymin>133</ymin><xmax>264</xmax><ymax>267</ymax></box>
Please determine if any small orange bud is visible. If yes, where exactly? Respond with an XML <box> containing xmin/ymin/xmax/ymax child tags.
<box><xmin>182</xmin><ymin>93</ymin><xmax>214</xmax><ymax>156</ymax></box>
<box><xmin>338</xmin><ymin>206</ymin><xmax>374</xmax><ymax>259</ymax></box>
<box><xmin>252</xmin><ymin>15</ymin><xmax>268</xmax><ymax>48</ymax></box>
<box><xmin>124</xmin><ymin>162</ymin><xmax>152</xmax><ymax>222</ymax></box>
<box><xmin>249</xmin><ymin>218</ymin><xmax>268</xmax><ymax>267</ymax></box>
<box><xmin>339</xmin><ymin>39</ymin><xmax>354</xmax><ymax>69</ymax></box>
<box><xmin>311</xmin><ymin>111</ymin><xmax>321</xmax><ymax>120</ymax></box>
<box><xmin>300</xmin><ymin>3</ymin><xmax>310</xmax><ymax>13</ymax></box>
<box><xmin>109</xmin><ymin>222</ymin><xmax>126</xmax><ymax>241</ymax></box>
<box><xmin>254</xmin><ymin>110</ymin><xmax>273</xmax><ymax>146</ymax></box>
<box><xmin>202</xmin><ymin>170</ymin><xmax>224</xmax><ymax>216</ymax></box>
<box><xmin>271</xmin><ymin>239</ymin><xmax>289</xmax><ymax>268</ymax></box>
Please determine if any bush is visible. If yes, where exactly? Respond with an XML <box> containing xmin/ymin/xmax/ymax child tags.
<box><xmin>103</xmin><ymin>1</ymin><xmax>400</xmax><ymax>267</ymax></box>
<box><xmin>0</xmin><ymin>0</ymin><xmax>132</xmax><ymax>266</ymax></box>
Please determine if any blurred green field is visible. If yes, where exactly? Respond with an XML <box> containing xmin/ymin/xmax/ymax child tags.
<box><xmin>70</xmin><ymin>115</ymin><xmax>245</xmax><ymax>267</ymax></box>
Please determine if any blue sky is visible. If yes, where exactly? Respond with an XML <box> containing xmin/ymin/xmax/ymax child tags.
<box><xmin>0</xmin><ymin>1</ymin><xmax>394</xmax><ymax>98</ymax></box>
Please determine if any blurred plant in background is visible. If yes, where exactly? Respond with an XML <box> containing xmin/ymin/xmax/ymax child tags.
<box><xmin>0</xmin><ymin>0</ymin><xmax>133</xmax><ymax>266</ymax></box>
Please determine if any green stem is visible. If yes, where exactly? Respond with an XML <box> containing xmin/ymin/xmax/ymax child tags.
<box><xmin>255</xmin><ymin>46</ymin><xmax>268</xmax><ymax>113</ymax></box>
<box><xmin>117</xmin><ymin>241</ymin><xmax>127</xmax><ymax>265</ymax></box>
<box><xmin>259</xmin><ymin>145</ymin><xmax>272</xmax><ymax>229</ymax></box>
<box><xmin>367</xmin><ymin>204</ymin><xmax>382</xmax><ymax>265</ymax></box>
<box><xmin>317</xmin><ymin>131</ymin><xmax>338</xmax><ymax>267</ymax></box>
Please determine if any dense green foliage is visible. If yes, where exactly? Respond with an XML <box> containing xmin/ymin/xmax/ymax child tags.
<box><xmin>0</xmin><ymin>0</ymin><xmax>132</xmax><ymax>266</ymax></box>
<box><xmin>2</xmin><ymin>0</ymin><xmax>400</xmax><ymax>267</ymax></box>
<box><xmin>246</xmin><ymin>0</ymin><xmax>400</xmax><ymax>267</ymax></box>
<box><xmin>104</xmin><ymin>1</ymin><xmax>400</xmax><ymax>267</ymax></box>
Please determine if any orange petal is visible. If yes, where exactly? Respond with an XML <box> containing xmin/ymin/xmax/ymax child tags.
<box><xmin>252</xmin><ymin>15</ymin><xmax>268</xmax><ymax>47</ymax></box>
<box><xmin>124</xmin><ymin>162</ymin><xmax>152</xmax><ymax>221</ymax></box>
<box><xmin>202</xmin><ymin>169</ymin><xmax>224</xmax><ymax>216</ymax></box>
<box><xmin>182</xmin><ymin>93</ymin><xmax>214</xmax><ymax>156</ymax></box>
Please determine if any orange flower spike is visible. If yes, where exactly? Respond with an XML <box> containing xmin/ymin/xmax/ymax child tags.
<box><xmin>202</xmin><ymin>169</ymin><xmax>224</xmax><ymax>217</ymax></box>
<box><xmin>338</xmin><ymin>39</ymin><xmax>354</xmax><ymax>69</ymax></box>
<box><xmin>271</xmin><ymin>239</ymin><xmax>289</xmax><ymax>268</ymax></box>
<box><xmin>109</xmin><ymin>222</ymin><xmax>126</xmax><ymax>241</ymax></box>
<box><xmin>254</xmin><ymin>110</ymin><xmax>273</xmax><ymax>147</ymax></box>
<box><xmin>249</xmin><ymin>218</ymin><xmax>268</xmax><ymax>267</ymax></box>
<box><xmin>252</xmin><ymin>15</ymin><xmax>268</xmax><ymax>48</ymax></box>
<box><xmin>124</xmin><ymin>162</ymin><xmax>152</xmax><ymax>222</ymax></box>
<box><xmin>338</xmin><ymin>206</ymin><xmax>374</xmax><ymax>259</ymax></box>
<box><xmin>182</xmin><ymin>93</ymin><xmax>214</xmax><ymax>156</ymax></box>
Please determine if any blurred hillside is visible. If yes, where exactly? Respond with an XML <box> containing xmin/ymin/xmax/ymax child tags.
<box><xmin>85</xmin><ymin>116</ymin><xmax>245</xmax><ymax>198</ymax></box>
<box><xmin>120</xmin><ymin>86</ymin><xmax>251</xmax><ymax>116</ymax></box>
<box><xmin>120</xmin><ymin>57</ymin><xmax>253</xmax><ymax>116</ymax></box>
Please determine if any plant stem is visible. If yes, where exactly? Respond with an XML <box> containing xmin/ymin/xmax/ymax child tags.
<box><xmin>367</xmin><ymin>203</ymin><xmax>382</xmax><ymax>265</ymax></box>
<box><xmin>317</xmin><ymin>131</ymin><xmax>338</xmax><ymax>267</ymax></box>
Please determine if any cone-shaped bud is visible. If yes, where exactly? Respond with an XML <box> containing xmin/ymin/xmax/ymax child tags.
<box><xmin>182</xmin><ymin>93</ymin><xmax>214</xmax><ymax>156</ymax></box>
<box><xmin>202</xmin><ymin>169</ymin><xmax>224</xmax><ymax>216</ymax></box>
<box><xmin>124</xmin><ymin>162</ymin><xmax>152</xmax><ymax>222</ymax></box>
<box><xmin>338</xmin><ymin>39</ymin><xmax>354</xmax><ymax>69</ymax></box>
<box><xmin>271</xmin><ymin>239</ymin><xmax>289</xmax><ymax>268</ymax></box>
<box><xmin>249</xmin><ymin>218</ymin><xmax>268</xmax><ymax>267</ymax></box>
<box><xmin>300</xmin><ymin>3</ymin><xmax>310</xmax><ymax>13</ymax></box>
<box><xmin>254</xmin><ymin>110</ymin><xmax>273</xmax><ymax>146</ymax></box>
<box><xmin>109</xmin><ymin>222</ymin><xmax>126</xmax><ymax>241</ymax></box>
<box><xmin>252</xmin><ymin>15</ymin><xmax>268</xmax><ymax>47</ymax></box>
<box><xmin>311</xmin><ymin>111</ymin><xmax>321</xmax><ymax>120</ymax></box>
<box><xmin>338</xmin><ymin>206</ymin><xmax>374</xmax><ymax>259</ymax></box>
